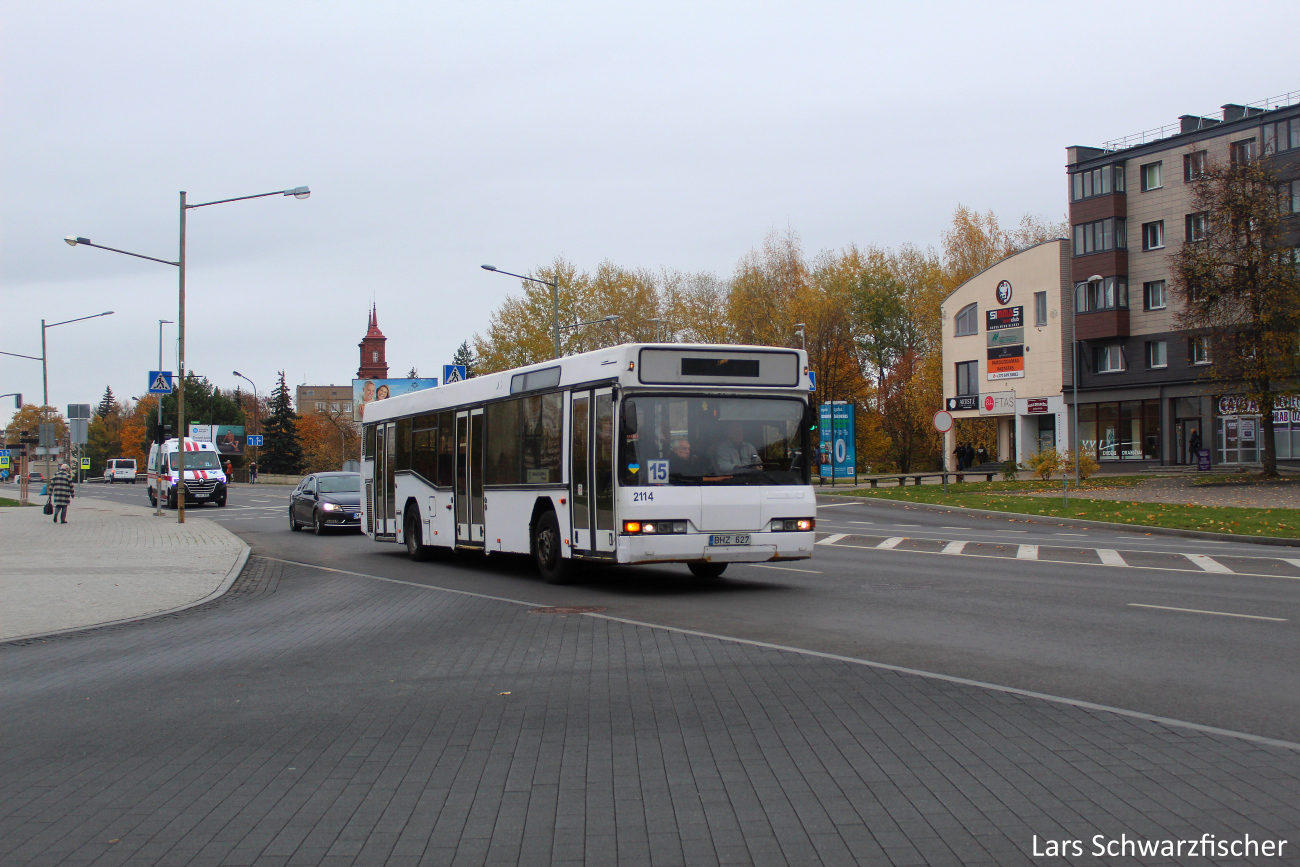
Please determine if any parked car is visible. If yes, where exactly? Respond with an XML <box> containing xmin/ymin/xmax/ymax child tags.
<box><xmin>290</xmin><ymin>472</ymin><xmax>362</xmax><ymax>535</ymax></box>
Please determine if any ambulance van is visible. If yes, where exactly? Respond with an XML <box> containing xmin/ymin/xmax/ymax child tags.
<box><xmin>147</xmin><ymin>438</ymin><xmax>228</xmax><ymax>508</ymax></box>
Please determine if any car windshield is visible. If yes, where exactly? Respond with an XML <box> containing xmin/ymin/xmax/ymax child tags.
<box><xmin>318</xmin><ymin>475</ymin><xmax>361</xmax><ymax>494</ymax></box>
<box><xmin>619</xmin><ymin>395</ymin><xmax>810</xmax><ymax>487</ymax></box>
<box><xmin>168</xmin><ymin>451</ymin><xmax>221</xmax><ymax>470</ymax></box>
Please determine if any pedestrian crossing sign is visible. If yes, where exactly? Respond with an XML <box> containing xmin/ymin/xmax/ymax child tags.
<box><xmin>80</xmin><ymin>457</ymin><xmax>91</xmax><ymax>470</ymax></box>
<box><xmin>148</xmin><ymin>371</ymin><xmax>174</xmax><ymax>394</ymax></box>
<box><xmin>443</xmin><ymin>364</ymin><xmax>467</xmax><ymax>383</ymax></box>
<box><xmin>0</xmin><ymin>456</ymin><xmax>8</xmax><ymax>468</ymax></box>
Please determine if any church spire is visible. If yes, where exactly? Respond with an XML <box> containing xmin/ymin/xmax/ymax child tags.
<box><xmin>357</xmin><ymin>304</ymin><xmax>389</xmax><ymax>379</ymax></box>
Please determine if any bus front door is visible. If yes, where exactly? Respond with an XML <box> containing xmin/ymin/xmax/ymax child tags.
<box><xmin>455</xmin><ymin>409</ymin><xmax>486</xmax><ymax>545</ymax></box>
<box><xmin>570</xmin><ymin>388</ymin><xmax>616</xmax><ymax>555</ymax></box>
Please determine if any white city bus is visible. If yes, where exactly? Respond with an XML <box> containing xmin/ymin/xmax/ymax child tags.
<box><xmin>360</xmin><ymin>344</ymin><xmax>816</xmax><ymax>582</ymax></box>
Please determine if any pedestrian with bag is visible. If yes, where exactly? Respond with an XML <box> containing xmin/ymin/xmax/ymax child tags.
<box><xmin>50</xmin><ymin>463</ymin><xmax>75</xmax><ymax>524</ymax></box>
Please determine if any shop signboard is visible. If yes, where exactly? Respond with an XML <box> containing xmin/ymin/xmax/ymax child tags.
<box><xmin>946</xmin><ymin>395</ymin><xmax>978</xmax><ymax>412</ymax></box>
<box><xmin>986</xmin><ymin>344</ymin><xmax>1025</xmax><ymax>379</ymax></box>
<box><xmin>979</xmin><ymin>391</ymin><xmax>1016</xmax><ymax>416</ymax></box>
<box><xmin>1197</xmin><ymin>449</ymin><xmax>1211</xmax><ymax>471</ymax></box>
<box><xmin>987</xmin><ymin>328</ymin><xmax>1024</xmax><ymax>347</ymax></box>
<box><xmin>985</xmin><ymin>306</ymin><xmax>1023</xmax><ymax>331</ymax></box>
<box><xmin>1026</xmin><ymin>398</ymin><xmax>1050</xmax><ymax>414</ymax></box>
<box><xmin>1240</xmin><ymin>418</ymin><xmax>1256</xmax><ymax>442</ymax></box>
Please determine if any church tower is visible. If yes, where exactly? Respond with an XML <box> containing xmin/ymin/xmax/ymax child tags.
<box><xmin>357</xmin><ymin>304</ymin><xmax>389</xmax><ymax>379</ymax></box>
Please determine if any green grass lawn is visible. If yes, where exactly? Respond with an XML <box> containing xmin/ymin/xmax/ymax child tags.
<box><xmin>0</xmin><ymin>496</ymin><xmax>31</xmax><ymax>507</ymax></box>
<box><xmin>837</xmin><ymin>478</ymin><xmax>1300</xmax><ymax>538</ymax></box>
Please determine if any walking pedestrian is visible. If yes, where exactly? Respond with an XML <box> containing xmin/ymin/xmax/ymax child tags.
<box><xmin>976</xmin><ymin>445</ymin><xmax>989</xmax><ymax>466</ymax></box>
<box><xmin>1188</xmin><ymin>430</ymin><xmax>1202</xmax><ymax>465</ymax></box>
<box><xmin>224</xmin><ymin>459</ymin><xmax>233</xmax><ymax>479</ymax></box>
<box><xmin>50</xmin><ymin>463</ymin><xmax>74</xmax><ymax>524</ymax></box>
<box><xmin>249</xmin><ymin>461</ymin><xmax>258</xmax><ymax>484</ymax></box>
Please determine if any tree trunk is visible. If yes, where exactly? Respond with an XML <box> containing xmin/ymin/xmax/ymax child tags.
<box><xmin>1259</xmin><ymin>385</ymin><xmax>1278</xmax><ymax>478</ymax></box>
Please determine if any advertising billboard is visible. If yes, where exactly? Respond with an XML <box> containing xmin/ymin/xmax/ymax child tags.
<box><xmin>353</xmin><ymin>378</ymin><xmax>439</xmax><ymax>420</ymax></box>
<box><xmin>818</xmin><ymin>401</ymin><xmax>856</xmax><ymax>479</ymax></box>
<box><xmin>188</xmin><ymin>425</ymin><xmax>245</xmax><ymax>455</ymax></box>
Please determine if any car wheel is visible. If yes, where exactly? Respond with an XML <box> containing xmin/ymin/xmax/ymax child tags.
<box><xmin>149</xmin><ymin>487</ymin><xmax>157</xmax><ymax>506</ymax></box>
<box><xmin>217</xmin><ymin>496</ymin><xmax>227</xmax><ymax>507</ymax></box>
<box><xmin>167</xmin><ymin>490</ymin><xmax>177</xmax><ymax>510</ymax></box>
<box><xmin>405</xmin><ymin>511</ymin><xmax>430</xmax><ymax>561</ymax></box>
<box><xmin>289</xmin><ymin>508</ymin><xmax>301</xmax><ymax>531</ymax></box>
<box><xmin>534</xmin><ymin>510</ymin><xmax>572</xmax><ymax>584</ymax></box>
<box><xmin>688</xmin><ymin>562</ymin><xmax>728</xmax><ymax>579</ymax></box>
<box><xmin>314</xmin><ymin>511</ymin><xmax>328</xmax><ymax>535</ymax></box>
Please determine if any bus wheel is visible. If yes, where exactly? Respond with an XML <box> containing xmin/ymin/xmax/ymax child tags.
<box><xmin>405</xmin><ymin>511</ymin><xmax>430</xmax><ymax>561</ymax></box>
<box><xmin>688</xmin><ymin>562</ymin><xmax>728</xmax><ymax>579</ymax></box>
<box><xmin>534</xmin><ymin>511</ymin><xmax>571</xmax><ymax>584</ymax></box>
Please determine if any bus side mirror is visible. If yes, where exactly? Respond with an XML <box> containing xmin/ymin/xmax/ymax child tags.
<box><xmin>622</xmin><ymin>400</ymin><xmax>638</xmax><ymax>435</ymax></box>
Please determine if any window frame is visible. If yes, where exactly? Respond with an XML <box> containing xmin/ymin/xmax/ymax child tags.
<box><xmin>955</xmin><ymin>361</ymin><xmax>978</xmax><ymax>396</ymax></box>
<box><xmin>1140</xmin><ymin>161</ymin><xmax>1162</xmax><ymax>191</ymax></box>
<box><xmin>1143</xmin><ymin>280</ymin><xmax>1166</xmax><ymax>311</ymax></box>
<box><xmin>1072</xmin><ymin>217</ymin><xmax>1127</xmax><ymax>256</ymax></box>
<box><xmin>1190</xmin><ymin>336</ymin><xmax>1211</xmax><ymax>365</ymax></box>
<box><xmin>954</xmin><ymin>302</ymin><xmax>978</xmax><ymax>337</ymax></box>
<box><xmin>1070</xmin><ymin>165</ymin><xmax>1125</xmax><ymax>202</ymax></box>
<box><xmin>1184</xmin><ymin>151</ymin><xmax>1207</xmax><ymax>182</ymax></box>
<box><xmin>1146</xmin><ymin>340</ymin><xmax>1168</xmax><ymax>369</ymax></box>
<box><xmin>1075</xmin><ymin>277</ymin><xmax>1129</xmax><ymax>313</ymax></box>
<box><xmin>1230</xmin><ymin>138</ymin><xmax>1258</xmax><ymax>164</ymax></box>
<box><xmin>1141</xmin><ymin>220</ymin><xmax>1164</xmax><ymax>251</ymax></box>
<box><xmin>1186</xmin><ymin>212</ymin><xmax>1208</xmax><ymax>243</ymax></box>
<box><xmin>1095</xmin><ymin>344</ymin><xmax>1126</xmax><ymax>374</ymax></box>
<box><xmin>1034</xmin><ymin>291</ymin><xmax>1047</xmax><ymax>327</ymax></box>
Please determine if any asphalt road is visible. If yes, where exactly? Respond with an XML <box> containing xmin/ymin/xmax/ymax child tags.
<box><xmin>80</xmin><ymin>481</ymin><xmax>1300</xmax><ymax>743</ymax></box>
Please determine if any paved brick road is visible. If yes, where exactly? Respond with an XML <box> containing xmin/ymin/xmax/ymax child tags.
<box><xmin>1</xmin><ymin>557</ymin><xmax>1296</xmax><ymax>866</ymax></box>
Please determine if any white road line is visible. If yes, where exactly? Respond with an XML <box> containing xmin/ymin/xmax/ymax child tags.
<box><xmin>816</xmin><ymin>533</ymin><xmax>848</xmax><ymax>545</ymax></box>
<box><xmin>942</xmin><ymin>540</ymin><xmax>967</xmax><ymax>554</ymax></box>
<box><xmin>940</xmin><ymin>527</ymin><xmax>970</xmax><ymax>530</ymax></box>
<box><xmin>1054</xmin><ymin>533</ymin><xmax>1087</xmax><ymax>537</ymax></box>
<box><xmin>1185</xmin><ymin>553</ymin><xmax>1233</xmax><ymax>573</ymax></box>
<box><xmin>891</xmin><ymin>524</ymin><xmax>920</xmax><ymax>528</ymax></box>
<box><xmin>1017</xmin><ymin>545</ymin><xmax>1038</xmax><ymax>560</ymax></box>
<box><xmin>876</xmin><ymin>537</ymin><xmax>906</xmax><ymax>549</ymax></box>
<box><xmin>846</xmin><ymin>521</ymin><xmax>875</xmax><ymax>525</ymax></box>
<box><xmin>1127</xmin><ymin>603</ymin><xmax>1286</xmax><ymax>622</ymax></box>
<box><xmin>1281</xmin><ymin>558</ymin><xmax>1300</xmax><ymax>570</ymax></box>
<box><xmin>1097</xmin><ymin>549</ymin><xmax>1127</xmax><ymax>567</ymax></box>
<box><xmin>816</xmin><ymin>503</ymin><xmax>857</xmax><ymax>508</ymax></box>
<box><xmin>749</xmin><ymin>564</ymin><xmax>823</xmax><ymax>574</ymax></box>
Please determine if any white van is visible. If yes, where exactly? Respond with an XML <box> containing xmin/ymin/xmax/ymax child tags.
<box><xmin>147</xmin><ymin>438</ymin><xmax>228</xmax><ymax>508</ymax></box>
<box><xmin>103</xmin><ymin>458</ymin><xmax>138</xmax><ymax>484</ymax></box>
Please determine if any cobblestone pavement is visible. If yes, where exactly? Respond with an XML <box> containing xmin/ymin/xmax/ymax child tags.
<box><xmin>0</xmin><ymin>499</ymin><xmax>247</xmax><ymax>640</ymax></box>
<box><xmin>1</xmin><ymin>557</ymin><xmax>1297</xmax><ymax>866</ymax></box>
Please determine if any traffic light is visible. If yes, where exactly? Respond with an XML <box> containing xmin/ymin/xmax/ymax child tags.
<box><xmin>12</xmin><ymin>394</ymin><xmax>19</xmax><ymax>409</ymax></box>
<box><xmin>154</xmin><ymin>423</ymin><xmax>173</xmax><ymax>444</ymax></box>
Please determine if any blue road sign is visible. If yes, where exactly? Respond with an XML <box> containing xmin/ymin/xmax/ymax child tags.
<box><xmin>443</xmin><ymin>364</ymin><xmax>467</xmax><ymax>383</ymax></box>
<box><xmin>148</xmin><ymin>371</ymin><xmax>174</xmax><ymax>394</ymax></box>
<box><xmin>808</xmin><ymin>370</ymin><xmax>817</xmax><ymax>392</ymax></box>
<box><xmin>247</xmin><ymin>435</ymin><xmax>264</xmax><ymax>447</ymax></box>
<box><xmin>0</xmin><ymin>449</ymin><xmax>10</xmax><ymax>457</ymax></box>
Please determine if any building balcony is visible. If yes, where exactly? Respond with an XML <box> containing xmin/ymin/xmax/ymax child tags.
<box><xmin>1075</xmin><ymin>308</ymin><xmax>1129</xmax><ymax>341</ymax></box>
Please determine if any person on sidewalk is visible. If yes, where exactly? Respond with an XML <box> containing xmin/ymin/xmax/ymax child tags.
<box><xmin>249</xmin><ymin>461</ymin><xmax>258</xmax><ymax>484</ymax></box>
<box><xmin>224</xmin><ymin>460</ymin><xmax>233</xmax><ymax>479</ymax></box>
<box><xmin>50</xmin><ymin>463</ymin><xmax>74</xmax><ymax>524</ymax></box>
<box><xmin>1188</xmin><ymin>430</ymin><xmax>1202</xmax><ymax>465</ymax></box>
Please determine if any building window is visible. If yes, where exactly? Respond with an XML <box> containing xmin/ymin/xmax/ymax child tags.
<box><xmin>1186</xmin><ymin>212</ymin><xmax>1208</xmax><ymax>242</ymax></box>
<box><xmin>1279</xmin><ymin>180</ymin><xmax>1299</xmax><ymax>214</ymax></box>
<box><xmin>329</xmin><ymin>402</ymin><xmax>340</xmax><ymax>412</ymax></box>
<box><xmin>1143</xmin><ymin>280</ymin><xmax>1166</xmax><ymax>310</ymax></box>
<box><xmin>954</xmin><ymin>302</ymin><xmax>978</xmax><ymax>336</ymax></box>
<box><xmin>1184</xmin><ymin>151</ymin><xmax>1207</xmax><ymax>182</ymax></box>
<box><xmin>343</xmin><ymin>402</ymin><xmax>353</xmax><ymax>412</ymax></box>
<box><xmin>1146</xmin><ymin>340</ymin><xmax>1168</xmax><ymax>369</ymax></box>
<box><xmin>372</xmin><ymin>351</ymin><xmax>379</xmax><ymax>363</ymax></box>
<box><xmin>1141</xmin><ymin>220</ymin><xmax>1164</xmax><ymax>251</ymax></box>
<box><xmin>955</xmin><ymin>361</ymin><xmax>978</xmax><ymax>396</ymax></box>
<box><xmin>304</xmin><ymin>389</ymin><xmax>314</xmax><ymax>395</ymax></box>
<box><xmin>1034</xmin><ymin>291</ymin><xmax>1047</xmax><ymax>326</ymax></box>
<box><xmin>1264</xmin><ymin>118</ymin><xmax>1300</xmax><ymax>154</ymax></box>
<box><xmin>1075</xmin><ymin>277</ymin><xmax>1128</xmax><ymax>313</ymax></box>
<box><xmin>1230</xmin><ymin>138</ymin><xmax>1257</xmax><ymax>164</ymax></box>
<box><xmin>1077</xmin><ymin>400</ymin><xmax>1161</xmax><ymax>461</ymax></box>
<box><xmin>1190</xmin><ymin>336</ymin><xmax>1211</xmax><ymax>365</ymax></box>
<box><xmin>1141</xmin><ymin>162</ymin><xmax>1162</xmax><ymax>191</ymax></box>
<box><xmin>1072</xmin><ymin>217</ymin><xmax>1126</xmax><ymax>256</ymax></box>
<box><xmin>315</xmin><ymin>401</ymin><xmax>325</xmax><ymax>412</ymax></box>
<box><xmin>1095</xmin><ymin>344</ymin><xmax>1125</xmax><ymax>373</ymax></box>
<box><xmin>1070</xmin><ymin>165</ymin><xmax>1125</xmax><ymax>201</ymax></box>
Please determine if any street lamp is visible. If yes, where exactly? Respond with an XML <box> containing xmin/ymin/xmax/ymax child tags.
<box><xmin>560</xmin><ymin>315</ymin><xmax>620</xmax><ymax>339</ymax></box>
<box><xmin>794</xmin><ymin>323</ymin><xmax>806</xmax><ymax>350</ymax></box>
<box><xmin>33</xmin><ymin>312</ymin><xmax>115</xmax><ymax>479</ymax></box>
<box><xmin>232</xmin><ymin>371</ymin><xmax>258</xmax><ymax>477</ymax></box>
<box><xmin>68</xmin><ymin>184</ymin><xmax>309</xmax><ymax>523</ymax></box>
<box><xmin>482</xmin><ymin>264</ymin><xmax>561</xmax><ymax>358</ymax></box>
<box><xmin>1071</xmin><ymin>274</ymin><xmax>1103</xmax><ymax>489</ymax></box>
<box><xmin>646</xmin><ymin>318</ymin><xmax>661</xmax><ymax>343</ymax></box>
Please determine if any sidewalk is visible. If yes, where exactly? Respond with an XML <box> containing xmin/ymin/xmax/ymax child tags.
<box><xmin>0</xmin><ymin>499</ymin><xmax>248</xmax><ymax>641</ymax></box>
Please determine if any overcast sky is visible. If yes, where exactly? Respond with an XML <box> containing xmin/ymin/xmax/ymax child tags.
<box><xmin>3</xmin><ymin>0</ymin><xmax>1296</xmax><ymax>422</ymax></box>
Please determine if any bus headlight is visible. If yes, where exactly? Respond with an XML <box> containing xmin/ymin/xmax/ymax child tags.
<box><xmin>771</xmin><ymin>518</ymin><xmax>814</xmax><ymax>531</ymax></box>
<box><xmin>623</xmin><ymin>520</ymin><xmax>688</xmax><ymax>535</ymax></box>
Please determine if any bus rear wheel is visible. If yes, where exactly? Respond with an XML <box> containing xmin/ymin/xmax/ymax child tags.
<box><xmin>534</xmin><ymin>511</ymin><xmax>572</xmax><ymax>584</ymax></box>
<box><xmin>405</xmin><ymin>511</ymin><xmax>430</xmax><ymax>561</ymax></box>
<box><xmin>688</xmin><ymin>562</ymin><xmax>728</xmax><ymax>579</ymax></box>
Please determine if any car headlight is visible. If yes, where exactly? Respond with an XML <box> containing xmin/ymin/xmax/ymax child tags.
<box><xmin>321</xmin><ymin>502</ymin><xmax>338</xmax><ymax>511</ymax></box>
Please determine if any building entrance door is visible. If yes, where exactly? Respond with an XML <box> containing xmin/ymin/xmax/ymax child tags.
<box><xmin>1176</xmin><ymin>419</ymin><xmax>1202</xmax><ymax>466</ymax></box>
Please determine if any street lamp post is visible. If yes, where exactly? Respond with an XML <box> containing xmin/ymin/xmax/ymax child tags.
<box><xmin>232</xmin><ymin>371</ymin><xmax>258</xmax><ymax>477</ymax></box>
<box><xmin>154</xmin><ymin>319</ymin><xmax>173</xmax><ymax>517</ymax></box>
<box><xmin>481</xmin><ymin>265</ymin><xmax>561</xmax><ymax>358</ymax></box>
<box><xmin>560</xmin><ymin>315</ymin><xmax>620</xmax><ymax>343</ymax></box>
<box><xmin>794</xmin><ymin>323</ymin><xmax>806</xmax><ymax>350</ymax></box>
<box><xmin>67</xmin><ymin>184</ymin><xmax>308</xmax><ymax>523</ymax></box>
<box><xmin>37</xmin><ymin>312</ymin><xmax>115</xmax><ymax>480</ymax></box>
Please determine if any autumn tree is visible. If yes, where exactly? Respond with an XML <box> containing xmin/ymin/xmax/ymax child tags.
<box><xmin>260</xmin><ymin>371</ymin><xmax>305</xmax><ymax>475</ymax></box>
<box><xmin>298</xmin><ymin>409</ymin><xmax>360</xmax><ymax>473</ymax></box>
<box><xmin>1171</xmin><ymin>154</ymin><xmax>1300</xmax><ymax>477</ymax></box>
<box><xmin>86</xmin><ymin>388</ymin><xmax>126</xmax><ymax>473</ymax></box>
<box><xmin>119</xmin><ymin>396</ymin><xmax>157</xmax><ymax>467</ymax></box>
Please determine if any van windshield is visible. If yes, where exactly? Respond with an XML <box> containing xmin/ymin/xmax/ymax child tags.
<box><xmin>167</xmin><ymin>452</ymin><xmax>221</xmax><ymax>470</ymax></box>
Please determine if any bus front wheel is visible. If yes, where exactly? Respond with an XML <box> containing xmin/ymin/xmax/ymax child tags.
<box><xmin>689</xmin><ymin>562</ymin><xmax>728</xmax><ymax>579</ymax></box>
<box><xmin>534</xmin><ymin>511</ymin><xmax>572</xmax><ymax>584</ymax></box>
<box><xmin>405</xmin><ymin>511</ymin><xmax>430</xmax><ymax>561</ymax></box>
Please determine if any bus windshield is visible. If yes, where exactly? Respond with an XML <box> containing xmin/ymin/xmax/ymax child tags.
<box><xmin>620</xmin><ymin>395</ymin><xmax>810</xmax><ymax>486</ymax></box>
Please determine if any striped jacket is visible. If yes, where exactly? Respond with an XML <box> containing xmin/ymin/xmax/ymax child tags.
<box><xmin>50</xmin><ymin>471</ymin><xmax>75</xmax><ymax>506</ymax></box>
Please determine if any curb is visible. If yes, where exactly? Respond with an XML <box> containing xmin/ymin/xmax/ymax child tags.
<box><xmin>2</xmin><ymin>525</ymin><xmax>252</xmax><ymax>645</ymax></box>
<box><xmin>817</xmin><ymin>494</ymin><xmax>1300</xmax><ymax>548</ymax></box>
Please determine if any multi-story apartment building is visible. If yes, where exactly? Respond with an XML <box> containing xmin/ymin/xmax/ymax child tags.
<box><xmin>1066</xmin><ymin>92</ymin><xmax>1300</xmax><ymax>468</ymax></box>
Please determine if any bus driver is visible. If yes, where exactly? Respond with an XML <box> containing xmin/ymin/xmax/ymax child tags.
<box><xmin>713</xmin><ymin>422</ymin><xmax>761</xmax><ymax>473</ymax></box>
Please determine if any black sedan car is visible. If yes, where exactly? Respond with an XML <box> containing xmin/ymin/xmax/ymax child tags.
<box><xmin>289</xmin><ymin>472</ymin><xmax>362</xmax><ymax>535</ymax></box>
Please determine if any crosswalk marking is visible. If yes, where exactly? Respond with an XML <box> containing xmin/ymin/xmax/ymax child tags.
<box><xmin>1281</xmin><ymin>558</ymin><xmax>1300</xmax><ymax>570</ymax></box>
<box><xmin>1017</xmin><ymin>545</ymin><xmax>1038</xmax><ymax>560</ymax></box>
<box><xmin>817</xmin><ymin>533</ymin><xmax>848</xmax><ymax>545</ymax></box>
<box><xmin>942</xmin><ymin>540</ymin><xmax>967</xmax><ymax>554</ymax></box>
<box><xmin>1185</xmin><ymin>553</ymin><xmax>1233</xmax><ymax>573</ymax></box>
<box><xmin>876</xmin><ymin>537</ymin><xmax>906</xmax><ymax>550</ymax></box>
<box><xmin>1097</xmin><ymin>549</ymin><xmax>1127</xmax><ymax>567</ymax></box>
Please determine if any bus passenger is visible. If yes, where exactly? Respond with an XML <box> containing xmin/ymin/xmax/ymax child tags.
<box><xmin>668</xmin><ymin>438</ymin><xmax>703</xmax><ymax>477</ymax></box>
